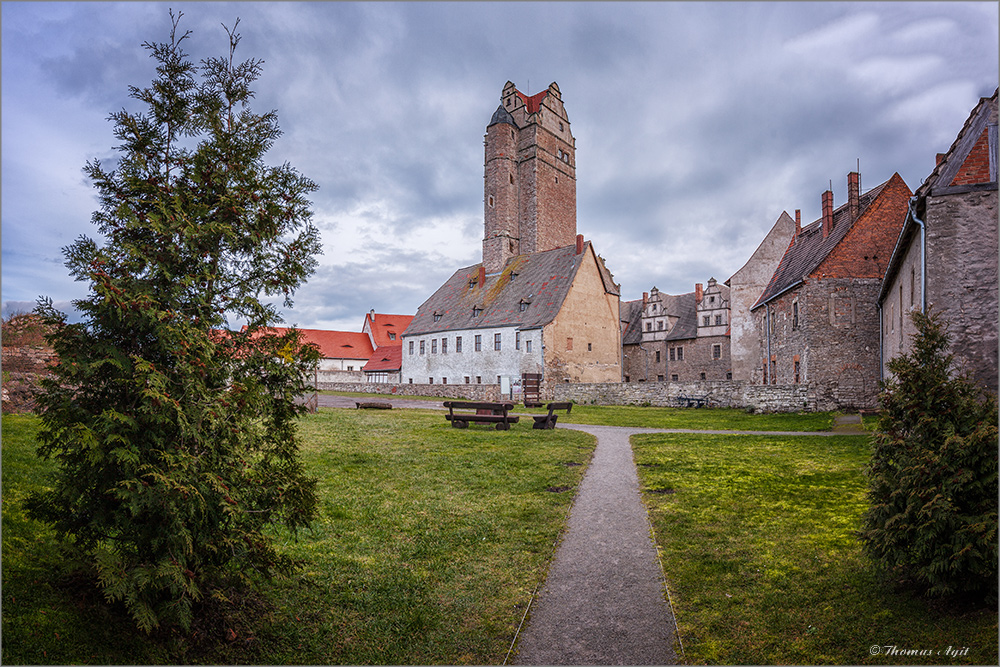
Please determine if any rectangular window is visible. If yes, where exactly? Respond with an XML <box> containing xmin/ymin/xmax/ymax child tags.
<box><xmin>703</xmin><ymin>315</ymin><xmax>710</xmax><ymax>326</ymax></box>
<box><xmin>655</xmin><ymin>350</ymin><xmax>661</xmax><ymax>363</ymax></box>
<box><xmin>409</xmin><ymin>341</ymin><xmax>414</xmax><ymax>355</ymax></box>
<box><xmin>677</xmin><ymin>346</ymin><xmax>684</xmax><ymax>361</ymax></box>
<box><xmin>657</xmin><ymin>374</ymin><xmax>664</xmax><ymax>382</ymax></box>
<box><xmin>700</xmin><ymin>372</ymin><xmax>706</xmax><ymax>380</ymax></box>
<box><xmin>646</xmin><ymin>323</ymin><xmax>652</xmax><ymax>331</ymax></box>
<box><xmin>657</xmin><ymin>321</ymin><xmax>664</xmax><ymax>330</ymax></box>
<box><xmin>715</xmin><ymin>315</ymin><xmax>723</xmax><ymax>326</ymax></box>
<box><xmin>464</xmin><ymin>376</ymin><xmax>470</xmax><ymax>384</ymax></box>
<box><xmin>526</xmin><ymin>339</ymin><xmax>532</xmax><ymax>353</ymax></box>
<box><xmin>566</xmin><ymin>337</ymin><xmax>573</xmax><ymax>351</ymax></box>
<box><xmin>429</xmin><ymin>377</ymin><xmax>434</xmax><ymax>384</ymax></box>
<box><xmin>441</xmin><ymin>338</ymin><xmax>448</xmax><ymax>354</ymax></box>
<box><xmin>494</xmin><ymin>333</ymin><xmax>502</xmax><ymax>351</ymax></box>
<box><xmin>497</xmin><ymin>375</ymin><xmax>501</xmax><ymax>384</ymax></box>
<box><xmin>669</xmin><ymin>348</ymin><xmax>675</xmax><ymax>361</ymax></box>
<box><xmin>347</xmin><ymin>366</ymin><xmax>353</xmax><ymax>371</ymax></box>
<box><xmin>431</xmin><ymin>339</ymin><xmax>437</xmax><ymax>354</ymax></box>
<box><xmin>456</xmin><ymin>336</ymin><xmax>462</xmax><ymax>353</ymax></box>
<box><xmin>587</xmin><ymin>342</ymin><xmax>592</xmax><ymax>351</ymax></box>
<box><xmin>794</xmin><ymin>360</ymin><xmax>801</xmax><ymax>384</ymax></box>
<box><xmin>442</xmin><ymin>377</ymin><xmax>448</xmax><ymax>384</ymax></box>
<box><xmin>476</xmin><ymin>376</ymin><xmax>482</xmax><ymax>384</ymax></box>
<box><xmin>712</xmin><ymin>344</ymin><xmax>721</xmax><ymax>359</ymax></box>
<box><xmin>475</xmin><ymin>334</ymin><xmax>482</xmax><ymax>352</ymax></box>
<box><xmin>671</xmin><ymin>374</ymin><xmax>678</xmax><ymax>381</ymax></box>
<box><xmin>515</xmin><ymin>331</ymin><xmax>521</xmax><ymax>350</ymax></box>
<box><xmin>792</xmin><ymin>301</ymin><xmax>799</xmax><ymax>329</ymax></box>
<box><xmin>419</xmin><ymin>340</ymin><xmax>425</xmax><ymax>355</ymax></box>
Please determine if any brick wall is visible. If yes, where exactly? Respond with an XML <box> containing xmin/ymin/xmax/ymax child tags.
<box><xmin>318</xmin><ymin>381</ymin><xmax>502</xmax><ymax>402</ymax></box>
<box><xmin>552</xmin><ymin>380</ymin><xmax>817</xmax><ymax>412</ymax></box>
<box><xmin>951</xmin><ymin>128</ymin><xmax>993</xmax><ymax>186</ymax></box>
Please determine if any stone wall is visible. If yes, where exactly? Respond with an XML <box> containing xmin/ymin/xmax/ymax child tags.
<box><xmin>317</xmin><ymin>381</ymin><xmax>502</xmax><ymax>402</ymax></box>
<box><xmin>552</xmin><ymin>380</ymin><xmax>817</xmax><ymax>413</ymax></box>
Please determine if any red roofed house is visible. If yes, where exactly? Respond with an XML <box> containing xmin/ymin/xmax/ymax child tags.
<box><xmin>254</xmin><ymin>327</ymin><xmax>374</xmax><ymax>382</ymax></box>
<box><xmin>749</xmin><ymin>171</ymin><xmax>911</xmax><ymax>410</ymax></box>
<box><xmin>879</xmin><ymin>89</ymin><xmax>998</xmax><ymax>393</ymax></box>
<box><xmin>361</xmin><ymin>311</ymin><xmax>413</xmax><ymax>383</ymax></box>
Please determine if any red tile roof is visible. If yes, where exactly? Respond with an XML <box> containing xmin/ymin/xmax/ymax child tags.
<box><xmin>364</xmin><ymin>313</ymin><xmax>414</xmax><ymax>348</ymax></box>
<box><xmin>255</xmin><ymin>327</ymin><xmax>374</xmax><ymax>360</ymax></box>
<box><xmin>362</xmin><ymin>345</ymin><xmax>402</xmax><ymax>372</ymax></box>
<box><xmin>516</xmin><ymin>88</ymin><xmax>549</xmax><ymax>114</ymax></box>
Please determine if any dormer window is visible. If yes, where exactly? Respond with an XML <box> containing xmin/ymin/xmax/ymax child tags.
<box><xmin>469</xmin><ymin>279</ymin><xmax>477</xmax><ymax>289</ymax></box>
<box><xmin>510</xmin><ymin>272</ymin><xmax>518</xmax><ymax>282</ymax></box>
<box><xmin>519</xmin><ymin>299</ymin><xmax>530</xmax><ymax>312</ymax></box>
<box><xmin>472</xmin><ymin>307</ymin><xmax>483</xmax><ymax>318</ymax></box>
<box><xmin>389</xmin><ymin>333</ymin><xmax>396</xmax><ymax>340</ymax></box>
<box><xmin>433</xmin><ymin>312</ymin><xmax>442</xmax><ymax>322</ymax></box>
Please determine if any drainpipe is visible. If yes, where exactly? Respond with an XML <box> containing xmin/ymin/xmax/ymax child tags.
<box><xmin>908</xmin><ymin>196</ymin><xmax>927</xmax><ymax>313</ymax></box>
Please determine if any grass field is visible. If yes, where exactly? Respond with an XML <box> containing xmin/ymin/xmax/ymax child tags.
<box><xmin>2</xmin><ymin>410</ymin><xmax>594</xmax><ymax>664</ymax></box>
<box><xmin>633</xmin><ymin>432</ymin><xmax>998</xmax><ymax>665</ymax></box>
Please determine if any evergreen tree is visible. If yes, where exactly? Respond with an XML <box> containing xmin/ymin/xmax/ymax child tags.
<box><xmin>861</xmin><ymin>309</ymin><xmax>998</xmax><ymax>599</ymax></box>
<box><xmin>28</xmin><ymin>12</ymin><xmax>322</xmax><ymax>632</ymax></box>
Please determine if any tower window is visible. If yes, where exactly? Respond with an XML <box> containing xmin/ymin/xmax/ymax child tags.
<box><xmin>488</xmin><ymin>195</ymin><xmax>495</xmax><ymax>208</ymax></box>
<box><xmin>509</xmin><ymin>173</ymin><xmax>514</xmax><ymax>184</ymax></box>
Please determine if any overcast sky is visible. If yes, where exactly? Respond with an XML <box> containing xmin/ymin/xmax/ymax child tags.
<box><xmin>3</xmin><ymin>1</ymin><xmax>997</xmax><ymax>332</ymax></box>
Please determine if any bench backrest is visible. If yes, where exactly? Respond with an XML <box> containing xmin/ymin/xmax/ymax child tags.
<box><xmin>546</xmin><ymin>402</ymin><xmax>573</xmax><ymax>413</ymax></box>
<box><xmin>443</xmin><ymin>401</ymin><xmax>515</xmax><ymax>412</ymax></box>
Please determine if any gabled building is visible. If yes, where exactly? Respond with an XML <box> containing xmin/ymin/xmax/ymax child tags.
<box><xmin>749</xmin><ymin>171</ymin><xmax>911</xmax><ymax>409</ymax></box>
<box><xmin>401</xmin><ymin>81</ymin><xmax>621</xmax><ymax>397</ymax></box>
<box><xmin>879</xmin><ymin>89</ymin><xmax>998</xmax><ymax>393</ymax></box>
<box><xmin>727</xmin><ymin>210</ymin><xmax>797</xmax><ymax>382</ymax></box>
<box><xmin>252</xmin><ymin>327</ymin><xmax>374</xmax><ymax>378</ymax></box>
<box><xmin>622</xmin><ymin>280</ymin><xmax>731</xmax><ymax>383</ymax></box>
<box><xmin>362</xmin><ymin>345</ymin><xmax>403</xmax><ymax>384</ymax></box>
<box><xmin>362</xmin><ymin>311</ymin><xmax>413</xmax><ymax>349</ymax></box>
<box><xmin>401</xmin><ymin>237</ymin><xmax>621</xmax><ymax>392</ymax></box>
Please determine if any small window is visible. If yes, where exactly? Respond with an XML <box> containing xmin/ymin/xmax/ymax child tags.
<box><xmin>509</xmin><ymin>173</ymin><xmax>514</xmax><ymax>184</ymax></box>
<box><xmin>713</xmin><ymin>344</ymin><xmax>721</xmax><ymax>359</ymax></box>
<box><xmin>497</xmin><ymin>375</ymin><xmax>501</xmax><ymax>384</ymax></box>
<box><xmin>515</xmin><ymin>331</ymin><xmax>521</xmax><ymax>350</ymax></box>
<box><xmin>442</xmin><ymin>377</ymin><xmax>448</xmax><ymax>385</ymax></box>
<box><xmin>646</xmin><ymin>322</ymin><xmax>652</xmax><ymax>332</ymax></box>
<box><xmin>475</xmin><ymin>335</ymin><xmax>482</xmax><ymax>351</ymax></box>
<box><xmin>429</xmin><ymin>377</ymin><xmax>434</xmax><ymax>384</ymax></box>
<box><xmin>431</xmin><ymin>339</ymin><xmax>437</xmax><ymax>354</ymax></box>
<box><xmin>700</xmin><ymin>372</ymin><xmax>706</xmax><ymax>380</ymax></box>
<box><xmin>655</xmin><ymin>350</ymin><xmax>661</xmax><ymax>363</ymax></box>
<box><xmin>433</xmin><ymin>313</ymin><xmax>442</xmax><ymax>322</ymax></box>
<box><xmin>476</xmin><ymin>376</ymin><xmax>482</xmax><ymax>384</ymax></box>
<box><xmin>419</xmin><ymin>340</ymin><xmax>425</xmax><ymax>355</ymax></box>
<box><xmin>494</xmin><ymin>333</ymin><xmax>502</xmax><ymax>351</ymax></box>
<box><xmin>441</xmin><ymin>338</ymin><xmax>448</xmax><ymax>354</ymax></box>
<box><xmin>526</xmin><ymin>339</ymin><xmax>532</xmax><ymax>353</ymax></box>
<box><xmin>472</xmin><ymin>307</ymin><xmax>482</xmax><ymax>318</ymax></box>
<box><xmin>488</xmin><ymin>195</ymin><xmax>495</xmax><ymax>208</ymax></box>
<box><xmin>703</xmin><ymin>315</ymin><xmax>710</xmax><ymax>326</ymax></box>
<box><xmin>671</xmin><ymin>374</ymin><xmax>679</xmax><ymax>381</ymax></box>
<box><xmin>669</xmin><ymin>348</ymin><xmax>675</xmax><ymax>361</ymax></box>
<box><xmin>566</xmin><ymin>337</ymin><xmax>573</xmax><ymax>351</ymax></box>
<box><xmin>559</xmin><ymin>121</ymin><xmax>564</xmax><ymax>131</ymax></box>
<box><xmin>587</xmin><ymin>342</ymin><xmax>592</xmax><ymax>352</ymax></box>
<box><xmin>520</xmin><ymin>300</ymin><xmax>529</xmax><ymax>312</ymax></box>
<box><xmin>456</xmin><ymin>336</ymin><xmax>463</xmax><ymax>353</ymax></box>
<box><xmin>389</xmin><ymin>333</ymin><xmax>396</xmax><ymax>340</ymax></box>
<box><xmin>408</xmin><ymin>378</ymin><xmax>413</xmax><ymax>384</ymax></box>
<box><xmin>464</xmin><ymin>376</ymin><xmax>470</xmax><ymax>384</ymax></box>
<box><xmin>510</xmin><ymin>272</ymin><xmax>518</xmax><ymax>282</ymax></box>
<box><xmin>677</xmin><ymin>347</ymin><xmax>684</xmax><ymax>361</ymax></box>
<box><xmin>794</xmin><ymin>360</ymin><xmax>801</xmax><ymax>384</ymax></box>
<box><xmin>792</xmin><ymin>301</ymin><xmax>799</xmax><ymax>329</ymax></box>
<box><xmin>658</xmin><ymin>321</ymin><xmax>664</xmax><ymax>330</ymax></box>
<box><xmin>715</xmin><ymin>315</ymin><xmax>723</xmax><ymax>326</ymax></box>
<box><xmin>409</xmin><ymin>341</ymin><xmax>414</xmax><ymax>355</ymax></box>
<box><xmin>710</xmin><ymin>296</ymin><xmax>715</xmax><ymax>304</ymax></box>
<box><xmin>657</xmin><ymin>375</ymin><xmax>664</xmax><ymax>382</ymax></box>
<box><xmin>726</xmin><ymin>372</ymin><xmax>732</xmax><ymax>380</ymax></box>
<box><xmin>347</xmin><ymin>366</ymin><xmax>353</xmax><ymax>371</ymax></box>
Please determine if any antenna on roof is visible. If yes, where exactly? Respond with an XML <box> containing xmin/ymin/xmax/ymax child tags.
<box><xmin>857</xmin><ymin>158</ymin><xmax>862</xmax><ymax>193</ymax></box>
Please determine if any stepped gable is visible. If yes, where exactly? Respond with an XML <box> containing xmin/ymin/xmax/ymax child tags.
<box><xmin>406</xmin><ymin>242</ymin><xmax>596</xmax><ymax>337</ymax></box>
<box><xmin>753</xmin><ymin>178</ymin><xmax>890</xmax><ymax>308</ymax></box>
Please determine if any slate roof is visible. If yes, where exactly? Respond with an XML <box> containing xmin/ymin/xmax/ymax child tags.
<box><xmin>620</xmin><ymin>299</ymin><xmax>644</xmax><ymax>345</ymax></box>
<box><xmin>365</xmin><ymin>313</ymin><xmax>414</xmax><ymax>348</ymax></box>
<box><xmin>403</xmin><ymin>242</ymin><xmax>614</xmax><ymax>337</ymax></box>
<box><xmin>916</xmin><ymin>88</ymin><xmax>997</xmax><ymax>197</ymax></box>
<box><xmin>489</xmin><ymin>104</ymin><xmax>517</xmax><ymax>128</ymax></box>
<box><xmin>620</xmin><ymin>292</ymin><xmax>700</xmax><ymax>344</ymax></box>
<box><xmin>362</xmin><ymin>345</ymin><xmax>402</xmax><ymax>373</ymax></box>
<box><xmin>752</xmin><ymin>177</ymin><xmax>890</xmax><ymax>309</ymax></box>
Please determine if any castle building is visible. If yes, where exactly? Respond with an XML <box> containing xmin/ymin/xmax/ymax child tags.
<box><xmin>401</xmin><ymin>82</ymin><xmax>621</xmax><ymax>397</ymax></box>
<box><xmin>621</xmin><ymin>279</ymin><xmax>731</xmax><ymax>383</ymax></box>
<box><xmin>749</xmin><ymin>171</ymin><xmax>911</xmax><ymax>409</ymax></box>
<box><xmin>879</xmin><ymin>89</ymin><xmax>998</xmax><ymax>393</ymax></box>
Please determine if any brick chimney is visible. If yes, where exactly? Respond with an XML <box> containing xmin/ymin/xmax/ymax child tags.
<box><xmin>695</xmin><ymin>283</ymin><xmax>703</xmax><ymax>304</ymax></box>
<box><xmin>642</xmin><ymin>291</ymin><xmax>648</xmax><ymax>305</ymax></box>
<box><xmin>822</xmin><ymin>189</ymin><xmax>834</xmax><ymax>239</ymax></box>
<box><xmin>478</xmin><ymin>265</ymin><xmax>486</xmax><ymax>287</ymax></box>
<box><xmin>795</xmin><ymin>209</ymin><xmax>801</xmax><ymax>237</ymax></box>
<box><xmin>936</xmin><ymin>152</ymin><xmax>947</xmax><ymax>166</ymax></box>
<box><xmin>847</xmin><ymin>171</ymin><xmax>860</xmax><ymax>223</ymax></box>
<box><xmin>575</xmin><ymin>234</ymin><xmax>584</xmax><ymax>255</ymax></box>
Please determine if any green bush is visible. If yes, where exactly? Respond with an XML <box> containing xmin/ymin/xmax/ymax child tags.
<box><xmin>861</xmin><ymin>309</ymin><xmax>998</xmax><ymax>598</ymax></box>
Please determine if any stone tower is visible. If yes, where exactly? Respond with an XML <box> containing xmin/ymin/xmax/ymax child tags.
<box><xmin>483</xmin><ymin>81</ymin><xmax>577</xmax><ymax>273</ymax></box>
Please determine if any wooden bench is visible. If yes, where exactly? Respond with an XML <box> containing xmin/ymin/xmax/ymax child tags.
<box><xmin>443</xmin><ymin>401</ymin><xmax>520</xmax><ymax>430</ymax></box>
<box><xmin>532</xmin><ymin>402</ymin><xmax>572</xmax><ymax>430</ymax></box>
<box><xmin>356</xmin><ymin>401</ymin><xmax>392</xmax><ymax>409</ymax></box>
<box><xmin>676</xmin><ymin>395</ymin><xmax>706</xmax><ymax>408</ymax></box>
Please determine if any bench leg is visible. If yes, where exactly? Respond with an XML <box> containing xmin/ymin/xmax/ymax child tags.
<box><xmin>495</xmin><ymin>421</ymin><xmax>510</xmax><ymax>431</ymax></box>
<box><xmin>452</xmin><ymin>420</ymin><xmax>468</xmax><ymax>429</ymax></box>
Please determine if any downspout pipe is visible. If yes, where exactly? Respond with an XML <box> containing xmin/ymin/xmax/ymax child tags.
<box><xmin>908</xmin><ymin>196</ymin><xmax>927</xmax><ymax>314</ymax></box>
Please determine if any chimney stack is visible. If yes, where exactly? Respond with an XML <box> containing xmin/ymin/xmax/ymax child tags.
<box><xmin>795</xmin><ymin>209</ymin><xmax>801</xmax><ymax>237</ymax></box>
<box><xmin>848</xmin><ymin>172</ymin><xmax>860</xmax><ymax>223</ymax></box>
<box><xmin>936</xmin><ymin>153</ymin><xmax>947</xmax><ymax>166</ymax></box>
<box><xmin>822</xmin><ymin>189</ymin><xmax>834</xmax><ymax>239</ymax></box>
<box><xmin>478</xmin><ymin>265</ymin><xmax>486</xmax><ymax>287</ymax></box>
<box><xmin>695</xmin><ymin>283</ymin><xmax>703</xmax><ymax>304</ymax></box>
<box><xmin>642</xmin><ymin>291</ymin><xmax>649</xmax><ymax>305</ymax></box>
<box><xmin>575</xmin><ymin>234</ymin><xmax>584</xmax><ymax>255</ymax></box>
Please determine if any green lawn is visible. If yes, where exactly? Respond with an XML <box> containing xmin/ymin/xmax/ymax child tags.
<box><xmin>2</xmin><ymin>410</ymin><xmax>594</xmax><ymax>664</ymax></box>
<box><xmin>551</xmin><ymin>403</ymin><xmax>837</xmax><ymax>431</ymax></box>
<box><xmin>633</xmin><ymin>432</ymin><xmax>998</xmax><ymax>665</ymax></box>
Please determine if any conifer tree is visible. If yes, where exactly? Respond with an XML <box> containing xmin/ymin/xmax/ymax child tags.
<box><xmin>861</xmin><ymin>309</ymin><xmax>998</xmax><ymax>599</ymax></box>
<box><xmin>28</xmin><ymin>12</ymin><xmax>322</xmax><ymax>632</ymax></box>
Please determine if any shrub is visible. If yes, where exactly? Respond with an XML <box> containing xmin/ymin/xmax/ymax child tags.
<box><xmin>861</xmin><ymin>309</ymin><xmax>998</xmax><ymax>599</ymax></box>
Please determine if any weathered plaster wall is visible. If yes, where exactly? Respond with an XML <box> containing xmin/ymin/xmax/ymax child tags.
<box><xmin>401</xmin><ymin>325</ymin><xmax>544</xmax><ymax>386</ymax></box>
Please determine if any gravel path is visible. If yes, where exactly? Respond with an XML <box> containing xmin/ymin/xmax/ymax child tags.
<box><xmin>512</xmin><ymin>424</ymin><xmax>679</xmax><ymax>665</ymax></box>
